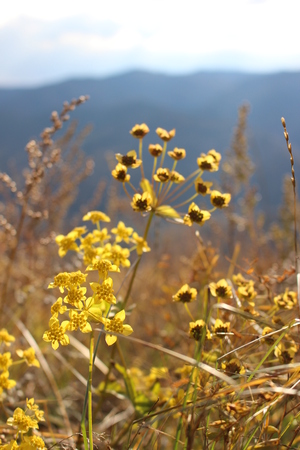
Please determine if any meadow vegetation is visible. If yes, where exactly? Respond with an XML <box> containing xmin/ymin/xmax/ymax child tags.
<box><xmin>0</xmin><ymin>97</ymin><xmax>300</xmax><ymax>449</ymax></box>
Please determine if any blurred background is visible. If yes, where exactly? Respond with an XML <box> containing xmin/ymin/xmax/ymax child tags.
<box><xmin>1</xmin><ymin>0</ymin><xmax>300</xmax><ymax>220</ymax></box>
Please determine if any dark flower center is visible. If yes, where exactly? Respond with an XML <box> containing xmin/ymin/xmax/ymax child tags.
<box><xmin>122</xmin><ymin>156</ymin><xmax>135</xmax><ymax>166</ymax></box>
<box><xmin>215</xmin><ymin>326</ymin><xmax>228</xmax><ymax>334</ymax></box>
<box><xmin>179</xmin><ymin>292</ymin><xmax>192</xmax><ymax>303</ymax></box>
<box><xmin>136</xmin><ymin>199</ymin><xmax>148</xmax><ymax>210</ymax></box>
<box><xmin>199</xmin><ymin>161</ymin><xmax>212</xmax><ymax>170</ymax></box>
<box><xmin>196</xmin><ymin>183</ymin><xmax>207</xmax><ymax>194</ymax></box>
<box><xmin>117</xmin><ymin>170</ymin><xmax>126</xmax><ymax>181</ymax></box>
<box><xmin>132</xmin><ymin>130</ymin><xmax>146</xmax><ymax>137</ymax></box>
<box><xmin>213</xmin><ymin>196</ymin><xmax>225</xmax><ymax>207</ymax></box>
<box><xmin>189</xmin><ymin>210</ymin><xmax>203</xmax><ymax>223</ymax></box>
<box><xmin>191</xmin><ymin>325</ymin><xmax>205</xmax><ymax>341</ymax></box>
<box><xmin>216</xmin><ymin>286</ymin><xmax>227</xmax><ymax>297</ymax></box>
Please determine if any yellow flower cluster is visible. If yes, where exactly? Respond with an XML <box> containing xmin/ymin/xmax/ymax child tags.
<box><xmin>44</xmin><ymin>214</ymin><xmax>142</xmax><ymax>348</ymax></box>
<box><xmin>111</xmin><ymin>124</ymin><xmax>231</xmax><ymax>227</ymax></box>
<box><xmin>232</xmin><ymin>273</ymin><xmax>258</xmax><ymax>314</ymax></box>
<box><xmin>0</xmin><ymin>398</ymin><xmax>45</xmax><ymax>449</ymax></box>
<box><xmin>0</xmin><ymin>330</ymin><xmax>39</xmax><ymax>396</ymax></box>
<box><xmin>172</xmin><ymin>284</ymin><xmax>232</xmax><ymax>345</ymax></box>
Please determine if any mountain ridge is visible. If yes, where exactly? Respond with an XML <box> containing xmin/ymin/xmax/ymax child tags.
<box><xmin>0</xmin><ymin>70</ymin><xmax>299</xmax><ymax>218</ymax></box>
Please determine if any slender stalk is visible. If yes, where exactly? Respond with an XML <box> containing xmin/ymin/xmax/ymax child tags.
<box><xmin>281</xmin><ymin>117</ymin><xmax>299</xmax><ymax>315</ymax></box>
<box><xmin>88</xmin><ymin>331</ymin><xmax>94</xmax><ymax>450</ymax></box>
<box><xmin>174</xmin><ymin>192</ymin><xmax>198</xmax><ymax>209</ymax></box>
<box><xmin>159</xmin><ymin>181</ymin><xmax>174</xmax><ymax>204</ymax></box>
<box><xmin>80</xmin><ymin>407</ymin><xmax>89</xmax><ymax>450</ymax></box>
<box><xmin>159</xmin><ymin>142</ymin><xmax>167</xmax><ymax>167</ymax></box>
<box><xmin>122</xmin><ymin>211</ymin><xmax>154</xmax><ymax>308</ymax></box>
<box><xmin>163</xmin><ymin>169</ymin><xmax>200</xmax><ymax>205</ymax></box>
<box><xmin>123</xmin><ymin>182</ymin><xmax>133</xmax><ymax>201</ymax></box>
<box><xmin>151</xmin><ymin>157</ymin><xmax>157</xmax><ymax>185</ymax></box>
<box><xmin>139</xmin><ymin>138</ymin><xmax>145</xmax><ymax>179</ymax></box>
<box><xmin>184</xmin><ymin>303</ymin><xmax>195</xmax><ymax>321</ymax></box>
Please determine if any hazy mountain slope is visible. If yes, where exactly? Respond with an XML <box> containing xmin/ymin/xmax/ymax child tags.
<box><xmin>0</xmin><ymin>70</ymin><xmax>299</xmax><ymax>216</ymax></box>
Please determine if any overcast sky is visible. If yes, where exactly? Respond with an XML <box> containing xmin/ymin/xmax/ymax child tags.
<box><xmin>1</xmin><ymin>0</ymin><xmax>300</xmax><ymax>87</ymax></box>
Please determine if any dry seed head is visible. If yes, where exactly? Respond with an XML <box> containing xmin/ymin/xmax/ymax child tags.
<box><xmin>0</xmin><ymin>173</ymin><xmax>17</xmax><ymax>192</ymax></box>
<box><xmin>281</xmin><ymin>117</ymin><xmax>286</xmax><ymax>127</ymax></box>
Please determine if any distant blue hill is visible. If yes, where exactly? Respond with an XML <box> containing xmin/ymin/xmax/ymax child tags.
<box><xmin>0</xmin><ymin>70</ymin><xmax>299</xmax><ymax>218</ymax></box>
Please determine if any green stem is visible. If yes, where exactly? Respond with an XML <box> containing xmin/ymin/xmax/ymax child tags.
<box><xmin>151</xmin><ymin>157</ymin><xmax>157</xmax><ymax>185</ymax></box>
<box><xmin>174</xmin><ymin>192</ymin><xmax>198</xmax><ymax>209</ymax></box>
<box><xmin>163</xmin><ymin>169</ymin><xmax>200</xmax><ymax>205</ymax></box>
<box><xmin>80</xmin><ymin>406</ymin><xmax>88</xmax><ymax>450</ymax></box>
<box><xmin>139</xmin><ymin>138</ymin><xmax>145</xmax><ymax>179</ymax></box>
<box><xmin>160</xmin><ymin>142</ymin><xmax>167</xmax><ymax>167</ymax></box>
<box><xmin>88</xmin><ymin>331</ymin><xmax>94</xmax><ymax>450</ymax></box>
<box><xmin>184</xmin><ymin>303</ymin><xmax>195</xmax><ymax>321</ymax></box>
<box><xmin>122</xmin><ymin>211</ymin><xmax>154</xmax><ymax>309</ymax></box>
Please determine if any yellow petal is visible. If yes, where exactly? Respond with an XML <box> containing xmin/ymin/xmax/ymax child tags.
<box><xmin>106</xmin><ymin>335</ymin><xmax>117</xmax><ymax>346</ymax></box>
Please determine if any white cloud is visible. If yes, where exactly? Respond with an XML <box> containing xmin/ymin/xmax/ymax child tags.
<box><xmin>1</xmin><ymin>0</ymin><xmax>300</xmax><ymax>86</ymax></box>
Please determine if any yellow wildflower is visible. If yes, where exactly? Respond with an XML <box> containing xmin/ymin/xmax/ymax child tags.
<box><xmin>197</xmin><ymin>154</ymin><xmax>219</xmax><ymax>172</ymax></box>
<box><xmin>212</xmin><ymin>319</ymin><xmax>231</xmax><ymax>338</ymax></box>
<box><xmin>64</xmin><ymin>287</ymin><xmax>86</xmax><ymax>309</ymax></box>
<box><xmin>232</xmin><ymin>273</ymin><xmax>250</xmax><ymax>286</ymax></box>
<box><xmin>0</xmin><ymin>352</ymin><xmax>13</xmax><ymax>371</ymax></box>
<box><xmin>189</xmin><ymin>320</ymin><xmax>211</xmax><ymax>341</ymax></box>
<box><xmin>82</xmin><ymin>246</ymin><xmax>102</xmax><ymax>266</ymax></box>
<box><xmin>0</xmin><ymin>329</ymin><xmax>15</xmax><ymax>346</ymax></box>
<box><xmin>131</xmin><ymin>192</ymin><xmax>152</xmax><ymax>212</ymax></box>
<box><xmin>274</xmin><ymin>339</ymin><xmax>298</xmax><ymax>364</ymax></box>
<box><xmin>43</xmin><ymin>317</ymin><xmax>70</xmax><ymax>350</ymax></box>
<box><xmin>115</xmin><ymin>150</ymin><xmax>142</xmax><ymax>168</ymax></box>
<box><xmin>50</xmin><ymin>297</ymin><xmax>68</xmax><ymax>317</ymax></box>
<box><xmin>67</xmin><ymin>310</ymin><xmax>92</xmax><ymax>333</ymax></box>
<box><xmin>21</xmin><ymin>435</ymin><xmax>45</xmax><ymax>449</ymax></box>
<box><xmin>262</xmin><ymin>327</ymin><xmax>276</xmax><ymax>345</ymax></box>
<box><xmin>0</xmin><ymin>371</ymin><xmax>16</xmax><ymax>394</ymax></box>
<box><xmin>183</xmin><ymin>203</ymin><xmax>211</xmax><ymax>226</ymax></box>
<box><xmin>221</xmin><ymin>359</ymin><xmax>245</xmax><ymax>376</ymax></box>
<box><xmin>100</xmin><ymin>310</ymin><xmax>133</xmax><ymax>346</ymax></box>
<box><xmin>16</xmin><ymin>348</ymin><xmax>40</xmax><ymax>368</ymax></box>
<box><xmin>70</xmin><ymin>226</ymin><xmax>87</xmax><ymax>238</ymax></box>
<box><xmin>111</xmin><ymin>163</ymin><xmax>130</xmax><ymax>183</ymax></box>
<box><xmin>132</xmin><ymin>232</ymin><xmax>151</xmax><ymax>255</ymax></box>
<box><xmin>173</xmin><ymin>284</ymin><xmax>197</xmax><ymax>303</ymax></box>
<box><xmin>101</xmin><ymin>243</ymin><xmax>131</xmax><ymax>268</ymax></box>
<box><xmin>210</xmin><ymin>190</ymin><xmax>231</xmax><ymax>208</ymax></box>
<box><xmin>0</xmin><ymin>439</ymin><xmax>19</xmax><ymax>449</ymax></box>
<box><xmin>168</xmin><ymin>147</ymin><xmax>186</xmax><ymax>160</ymax></box>
<box><xmin>274</xmin><ymin>289</ymin><xmax>297</xmax><ymax>310</ymax></box>
<box><xmin>153</xmin><ymin>168</ymin><xmax>171</xmax><ymax>183</ymax></box>
<box><xmin>90</xmin><ymin>277</ymin><xmax>116</xmax><ymax>304</ymax></box>
<box><xmin>149</xmin><ymin>144</ymin><xmax>163</xmax><ymax>157</ymax></box>
<box><xmin>82</xmin><ymin>210</ymin><xmax>111</xmax><ymax>223</ymax></box>
<box><xmin>130</xmin><ymin>123</ymin><xmax>149</xmax><ymax>138</ymax></box>
<box><xmin>194</xmin><ymin>177</ymin><xmax>212</xmax><ymax>195</ymax></box>
<box><xmin>207</xmin><ymin>149</ymin><xmax>221</xmax><ymax>162</ymax></box>
<box><xmin>170</xmin><ymin>171</ymin><xmax>185</xmax><ymax>183</ymax></box>
<box><xmin>7</xmin><ymin>408</ymin><xmax>38</xmax><ymax>433</ymax></box>
<box><xmin>26</xmin><ymin>398</ymin><xmax>45</xmax><ymax>421</ymax></box>
<box><xmin>111</xmin><ymin>221</ymin><xmax>133</xmax><ymax>243</ymax></box>
<box><xmin>92</xmin><ymin>228</ymin><xmax>111</xmax><ymax>242</ymax></box>
<box><xmin>48</xmin><ymin>272</ymin><xmax>70</xmax><ymax>293</ymax></box>
<box><xmin>86</xmin><ymin>259</ymin><xmax>120</xmax><ymax>279</ymax></box>
<box><xmin>209</xmin><ymin>279</ymin><xmax>232</xmax><ymax>298</ymax></box>
<box><xmin>237</xmin><ymin>283</ymin><xmax>257</xmax><ymax>301</ymax></box>
<box><xmin>156</xmin><ymin>127</ymin><xmax>176</xmax><ymax>142</ymax></box>
<box><xmin>68</xmin><ymin>270</ymin><xmax>87</xmax><ymax>287</ymax></box>
<box><xmin>55</xmin><ymin>232</ymin><xmax>79</xmax><ymax>257</ymax></box>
